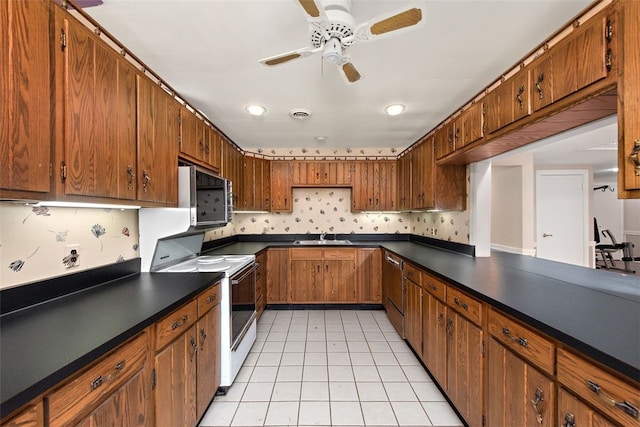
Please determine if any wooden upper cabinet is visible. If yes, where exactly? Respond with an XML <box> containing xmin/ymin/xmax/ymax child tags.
<box><xmin>532</xmin><ymin>12</ymin><xmax>609</xmax><ymax>113</ymax></box>
<box><xmin>270</xmin><ymin>161</ymin><xmax>292</xmax><ymax>212</ymax></box>
<box><xmin>291</xmin><ymin>161</ymin><xmax>352</xmax><ymax>186</ymax></box>
<box><xmin>180</xmin><ymin>107</ymin><xmax>220</xmax><ymax>172</ymax></box>
<box><xmin>56</xmin><ymin>7</ymin><xmax>138</xmax><ymax>201</ymax></box>
<box><xmin>411</xmin><ymin>139</ymin><xmax>434</xmax><ymax>210</ymax></box>
<box><xmin>1</xmin><ymin>0</ymin><xmax>52</xmax><ymax>196</ymax></box>
<box><xmin>208</xmin><ymin>129</ymin><xmax>221</xmax><ymax>172</ymax></box>
<box><xmin>397</xmin><ymin>154</ymin><xmax>412</xmax><ymax>210</ymax></box>
<box><xmin>458</xmin><ymin>102</ymin><xmax>484</xmax><ymax>148</ymax></box>
<box><xmin>136</xmin><ymin>76</ymin><xmax>179</xmax><ymax>205</ymax></box>
<box><xmin>352</xmin><ymin>160</ymin><xmax>396</xmax><ymax>211</ymax></box>
<box><xmin>242</xmin><ymin>155</ymin><xmax>255</xmax><ymax>210</ymax></box>
<box><xmin>619</xmin><ymin>0</ymin><xmax>640</xmax><ymax>196</ymax></box>
<box><xmin>179</xmin><ymin>106</ymin><xmax>199</xmax><ymax>160</ymax></box>
<box><xmin>434</xmin><ymin>121</ymin><xmax>457</xmax><ymax>160</ymax></box>
<box><xmin>486</xmin><ymin>67</ymin><xmax>531</xmax><ymax>134</ymax></box>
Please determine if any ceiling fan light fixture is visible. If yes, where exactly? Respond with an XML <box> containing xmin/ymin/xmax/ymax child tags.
<box><xmin>385</xmin><ymin>104</ymin><xmax>406</xmax><ymax>116</ymax></box>
<box><xmin>246</xmin><ymin>104</ymin><xmax>266</xmax><ymax>116</ymax></box>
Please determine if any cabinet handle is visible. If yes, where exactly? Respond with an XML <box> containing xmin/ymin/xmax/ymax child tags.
<box><xmin>437</xmin><ymin>312</ymin><xmax>444</xmax><ymax>327</ymax></box>
<box><xmin>90</xmin><ymin>360</ymin><xmax>125</xmax><ymax>391</ymax></box>
<box><xmin>142</xmin><ymin>170</ymin><xmax>151</xmax><ymax>193</ymax></box>
<box><xmin>126</xmin><ymin>165</ymin><xmax>135</xmax><ymax>189</ymax></box>
<box><xmin>171</xmin><ymin>315</ymin><xmax>189</xmax><ymax>330</ymax></box>
<box><xmin>586</xmin><ymin>379</ymin><xmax>639</xmax><ymax>419</ymax></box>
<box><xmin>190</xmin><ymin>336</ymin><xmax>198</xmax><ymax>362</ymax></box>
<box><xmin>530</xmin><ymin>387</ymin><xmax>544</xmax><ymax>424</ymax></box>
<box><xmin>206</xmin><ymin>294</ymin><xmax>217</xmax><ymax>304</ymax></box>
<box><xmin>605</xmin><ymin>48</ymin><xmax>612</xmax><ymax>72</ymax></box>
<box><xmin>631</xmin><ymin>140</ymin><xmax>640</xmax><ymax>177</ymax></box>
<box><xmin>562</xmin><ymin>412</ymin><xmax>576</xmax><ymax>427</ymax></box>
<box><xmin>516</xmin><ymin>85</ymin><xmax>524</xmax><ymax>108</ymax></box>
<box><xmin>200</xmin><ymin>327</ymin><xmax>207</xmax><ymax>351</ymax></box>
<box><xmin>535</xmin><ymin>73</ymin><xmax>544</xmax><ymax>99</ymax></box>
<box><xmin>428</xmin><ymin>283</ymin><xmax>438</xmax><ymax>292</ymax></box>
<box><xmin>453</xmin><ymin>297</ymin><xmax>469</xmax><ymax>311</ymax></box>
<box><xmin>501</xmin><ymin>327</ymin><xmax>528</xmax><ymax>347</ymax></box>
<box><xmin>446</xmin><ymin>318</ymin><xmax>453</xmax><ymax>338</ymax></box>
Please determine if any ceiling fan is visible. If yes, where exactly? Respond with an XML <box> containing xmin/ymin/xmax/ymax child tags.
<box><xmin>259</xmin><ymin>0</ymin><xmax>425</xmax><ymax>84</ymax></box>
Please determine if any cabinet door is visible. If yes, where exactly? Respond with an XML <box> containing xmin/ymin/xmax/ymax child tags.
<box><xmin>179</xmin><ymin>106</ymin><xmax>199</xmax><ymax>160</ymax></box>
<box><xmin>422</xmin><ymin>292</ymin><xmax>447</xmax><ymax>387</ymax></box>
<box><xmin>270</xmin><ymin>161</ymin><xmax>292</xmax><ymax>212</ymax></box>
<box><xmin>1</xmin><ymin>0</ymin><xmax>51</xmax><ymax>195</ymax></box>
<box><xmin>289</xmin><ymin>260</ymin><xmax>323</xmax><ymax>303</ymax></box>
<box><xmin>351</xmin><ymin>161</ymin><xmax>372</xmax><ymax>211</ymax></box>
<box><xmin>397</xmin><ymin>155</ymin><xmax>411</xmax><ymax>210</ymax></box>
<box><xmin>485</xmin><ymin>78</ymin><xmax>511</xmax><ymax>134</ymax></box>
<box><xmin>459</xmin><ymin>102</ymin><xmax>484</xmax><ymax>147</ymax></box>
<box><xmin>378</xmin><ymin>161</ymin><xmax>396</xmax><ymax>210</ymax></box>
<box><xmin>446</xmin><ymin>311</ymin><xmax>483</xmax><ymax>427</ymax></box>
<box><xmin>511</xmin><ymin>67</ymin><xmax>531</xmax><ymax>123</ymax></box>
<box><xmin>242</xmin><ymin>155</ymin><xmax>255</xmax><ymax>210</ymax></box>
<box><xmin>557</xmin><ymin>388</ymin><xmax>617</xmax><ymax>427</ymax></box>
<box><xmin>208</xmin><ymin>129</ymin><xmax>221</xmax><ymax>172</ymax></box>
<box><xmin>154</xmin><ymin>324</ymin><xmax>197</xmax><ymax>427</ymax></box>
<box><xmin>487</xmin><ymin>338</ymin><xmax>554</xmax><ymax>427</ymax></box>
<box><xmin>137</xmin><ymin>76</ymin><xmax>178</xmax><ymax>205</ymax></box>
<box><xmin>266</xmin><ymin>248</ymin><xmax>289</xmax><ymax>303</ymax></box>
<box><xmin>324</xmin><ymin>259</ymin><xmax>356</xmax><ymax>302</ymax></box>
<box><xmin>355</xmin><ymin>248</ymin><xmax>382</xmax><ymax>303</ymax></box>
<box><xmin>75</xmin><ymin>367</ymin><xmax>150</xmax><ymax>427</ymax></box>
<box><xmin>260</xmin><ymin>158</ymin><xmax>271</xmax><ymax>210</ymax></box>
<box><xmin>61</xmin><ymin>13</ymin><xmax>137</xmax><ymax>200</ymax></box>
<box><xmin>196</xmin><ymin>304</ymin><xmax>220</xmax><ymax>420</ymax></box>
<box><xmin>404</xmin><ymin>279</ymin><xmax>422</xmax><ymax>356</ymax></box>
<box><xmin>619</xmin><ymin>0</ymin><xmax>640</xmax><ymax>195</ymax></box>
<box><xmin>531</xmin><ymin>56</ymin><xmax>553</xmax><ymax>112</ymax></box>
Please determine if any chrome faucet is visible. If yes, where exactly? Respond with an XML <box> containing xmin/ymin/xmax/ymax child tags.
<box><xmin>320</xmin><ymin>231</ymin><xmax>326</xmax><ymax>241</ymax></box>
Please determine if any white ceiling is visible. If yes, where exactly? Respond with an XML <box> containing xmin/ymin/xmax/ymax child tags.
<box><xmin>84</xmin><ymin>0</ymin><xmax>600</xmax><ymax>151</ymax></box>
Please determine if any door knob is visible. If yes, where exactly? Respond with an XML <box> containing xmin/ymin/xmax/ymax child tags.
<box><xmin>542</xmin><ymin>233</ymin><xmax>553</xmax><ymax>238</ymax></box>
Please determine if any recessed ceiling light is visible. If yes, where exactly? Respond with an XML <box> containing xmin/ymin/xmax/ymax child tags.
<box><xmin>385</xmin><ymin>104</ymin><xmax>406</xmax><ymax>116</ymax></box>
<box><xmin>315</xmin><ymin>136</ymin><xmax>327</xmax><ymax>144</ymax></box>
<box><xmin>246</xmin><ymin>104</ymin><xmax>266</xmax><ymax>116</ymax></box>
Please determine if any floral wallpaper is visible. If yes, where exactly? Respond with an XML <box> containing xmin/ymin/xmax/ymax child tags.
<box><xmin>0</xmin><ymin>203</ymin><xmax>139</xmax><ymax>289</ymax></box>
<box><xmin>210</xmin><ymin>188</ymin><xmax>470</xmax><ymax>244</ymax></box>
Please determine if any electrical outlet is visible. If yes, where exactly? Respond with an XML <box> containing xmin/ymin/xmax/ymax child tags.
<box><xmin>64</xmin><ymin>244</ymin><xmax>80</xmax><ymax>267</ymax></box>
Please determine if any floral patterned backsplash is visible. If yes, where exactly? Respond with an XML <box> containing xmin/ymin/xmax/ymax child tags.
<box><xmin>0</xmin><ymin>202</ymin><xmax>139</xmax><ymax>289</ymax></box>
<box><xmin>207</xmin><ymin>188</ymin><xmax>470</xmax><ymax>244</ymax></box>
<box><xmin>244</xmin><ymin>147</ymin><xmax>400</xmax><ymax>160</ymax></box>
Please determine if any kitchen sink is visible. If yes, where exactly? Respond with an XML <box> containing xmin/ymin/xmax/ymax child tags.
<box><xmin>294</xmin><ymin>239</ymin><xmax>353</xmax><ymax>245</ymax></box>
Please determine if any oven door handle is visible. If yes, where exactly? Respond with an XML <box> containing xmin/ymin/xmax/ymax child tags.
<box><xmin>231</xmin><ymin>263</ymin><xmax>259</xmax><ymax>285</ymax></box>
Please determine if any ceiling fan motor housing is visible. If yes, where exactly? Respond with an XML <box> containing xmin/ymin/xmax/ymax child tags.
<box><xmin>310</xmin><ymin>1</ymin><xmax>356</xmax><ymax>49</ymax></box>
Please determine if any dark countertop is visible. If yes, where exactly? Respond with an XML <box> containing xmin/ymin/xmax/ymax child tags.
<box><xmin>0</xmin><ymin>270</ymin><xmax>223</xmax><ymax>417</ymax></box>
<box><xmin>205</xmin><ymin>239</ymin><xmax>640</xmax><ymax>381</ymax></box>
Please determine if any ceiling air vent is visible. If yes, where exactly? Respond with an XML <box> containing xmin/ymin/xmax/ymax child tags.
<box><xmin>289</xmin><ymin>108</ymin><xmax>312</xmax><ymax>120</ymax></box>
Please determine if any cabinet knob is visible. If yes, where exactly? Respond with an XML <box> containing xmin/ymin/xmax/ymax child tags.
<box><xmin>535</xmin><ymin>73</ymin><xmax>545</xmax><ymax>99</ymax></box>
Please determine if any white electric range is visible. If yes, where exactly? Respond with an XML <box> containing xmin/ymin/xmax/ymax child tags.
<box><xmin>151</xmin><ymin>233</ymin><xmax>257</xmax><ymax>392</ymax></box>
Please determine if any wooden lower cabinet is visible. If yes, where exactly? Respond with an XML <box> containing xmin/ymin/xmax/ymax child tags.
<box><xmin>266</xmin><ymin>248</ymin><xmax>289</xmax><ymax>304</ymax></box>
<box><xmin>355</xmin><ymin>248</ymin><xmax>382</xmax><ymax>303</ymax></box>
<box><xmin>255</xmin><ymin>251</ymin><xmax>267</xmax><ymax>319</ymax></box>
<box><xmin>404</xmin><ymin>277</ymin><xmax>422</xmax><ymax>356</ymax></box>
<box><xmin>47</xmin><ymin>332</ymin><xmax>151</xmax><ymax>427</ymax></box>
<box><xmin>421</xmin><ymin>289</ymin><xmax>448</xmax><ymax>387</ymax></box>
<box><xmin>1</xmin><ymin>401</ymin><xmax>44</xmax><ymax>427</ymax></box>
<box><xmin>446</xmin><ymin>309</ymin><xmax>483</xmax><ymax>427</ymax></box>
<box><xmin>289</xmin><ymin>258</ymin><xmax>324</xmax><ymax>303</ymax></box>
<box><xmin>487</xmin><ymin>338</ymin><xmax>555</xmax><ymax>426</ymax></box>
<box><xmin>196</xmin><ymin>284</ymin><xmax>221</xmax><ymax>420</ymax></box>
<box><xmin>558</xmin><ymin>388</ymin><xmax>617</xmax><ymax>427</ymax></box>
<box><xmin>154</xmin><ymin>324</ymin><xmax>197</xmax><ymax>427</ymax></box>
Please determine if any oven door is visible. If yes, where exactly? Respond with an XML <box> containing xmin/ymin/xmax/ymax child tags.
<box><xmin>230</xmin><ymin>263</ymin><xmax>258</xmax><ymax>350</ymax></box>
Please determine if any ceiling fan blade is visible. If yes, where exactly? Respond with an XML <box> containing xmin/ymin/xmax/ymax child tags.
<box><xmin>295</xmin><ymin>0</ymin><xmax>327</xmax><ymax>23</ymax></box>
<box><xmin>356</xmin><ymin>4</ymin><xmax>424</xmax><ymax>41</ymax></box>
<box><xmin>340</xmin><ymin>62</ymin><xmax>362</xmax><ymax>84</ymax></box>
<box><xmin>259</xmin><ymin>47</ymin><xmax>320</xmax><ymax>66</ymax></box>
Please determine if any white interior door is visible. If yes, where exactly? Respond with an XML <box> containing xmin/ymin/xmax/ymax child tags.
<box><xmin>535</xmin><ymin>170</ymin><xmax>589</xmax><ymax>267</ymax></box>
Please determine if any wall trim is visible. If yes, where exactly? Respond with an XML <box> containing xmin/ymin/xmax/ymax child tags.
<box><xmin>491</xmin><ymin>243</ymin><xmax>536</xmax><ymax>257</ymax></box>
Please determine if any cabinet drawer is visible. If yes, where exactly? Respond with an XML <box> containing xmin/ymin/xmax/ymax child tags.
<box><xmin>155</xmin><ymin>300</ymin><xmax>198</xmax><ymax>350</ymax></box>
<box><xmin>446</xmin><ymin>287</ymin><xmax>482</xmax><ymax>325</ymax></box>
<box><xmin>47</xmin><ymin>332</ymin><xmax>148</xmax><ymax>427</ymax></box>
<box><xmin>557</xmin><ymin>348</ymin><xmax>640</xmax><ymax>427</ymax></box>
<box><xmin>197</xmin><ymin>283</ymin><xmax>221</xmax><ymax>317</ymax></box>
<box><xmin>290</xmin><ymin>248</ymin><xmax>323</xmax><ymax>260</ymax></box>
<box><xmin>488</xmin><ymin>309</ymin><xmax>554</xmax><ymax>375</ymax></box>
<box><xmin>403</xmin><ymin>263</ymin><xmax>421</xmax><ymax>285</ymax></box>
<box><xmin>324</xmin><ymin>248</ymin><xmax>356</xmax><ymax>260</ymax></box>
<box><xmin>422</xmin><ymin>272</ymin><xmax>446</xmax><ymax>302</ymax></box>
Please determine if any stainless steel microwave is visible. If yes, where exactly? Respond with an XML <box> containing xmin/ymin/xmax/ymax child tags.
<box><xmin>178</xmin><ymin>165</ymin><xmax>233</xmax><ymax>228</ymax></box>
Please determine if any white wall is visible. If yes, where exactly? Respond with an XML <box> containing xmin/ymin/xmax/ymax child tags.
<box><xmin>492</xmin><ymin>166</ymin><xmax>524</xmax><ymax>251</ymax></box>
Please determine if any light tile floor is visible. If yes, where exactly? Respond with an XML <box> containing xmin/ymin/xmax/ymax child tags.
<box><xmin>199</xmin><ymin>310</ymin><xmax>463</xmax><ymax>427</ymax></box>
